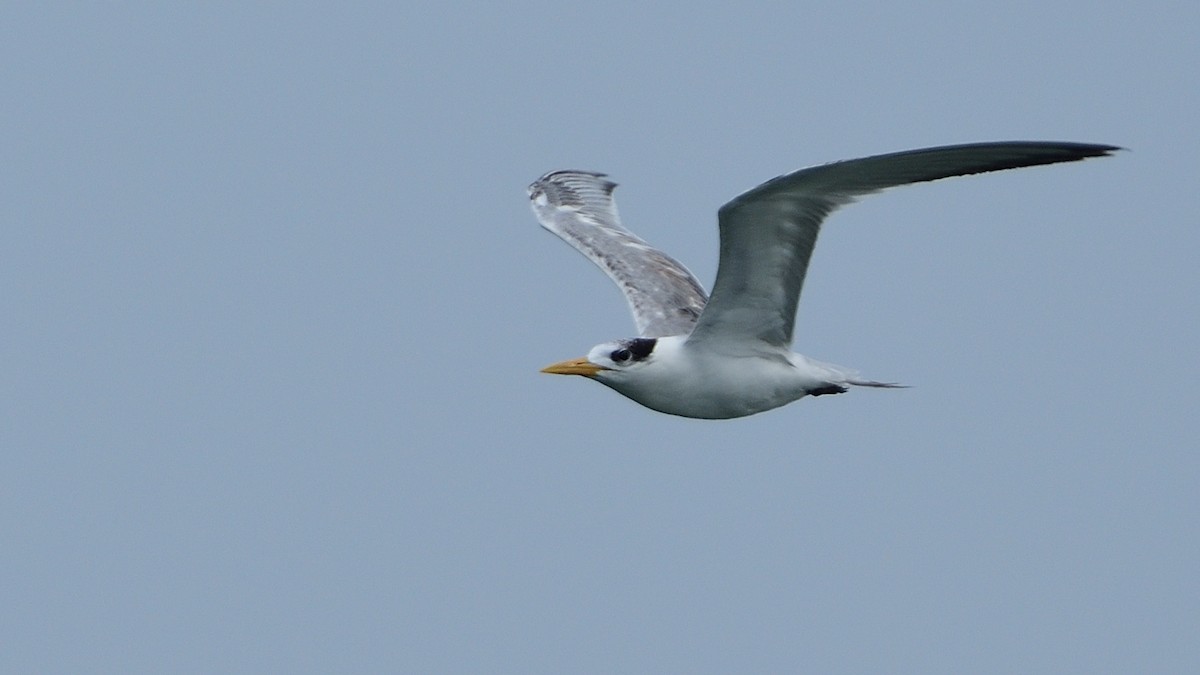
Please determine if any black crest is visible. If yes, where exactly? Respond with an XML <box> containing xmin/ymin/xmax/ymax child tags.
<box><xmin>625</xmin><ymin>337</ymin><xmax>657</xmax><ymax>361</ymax></box>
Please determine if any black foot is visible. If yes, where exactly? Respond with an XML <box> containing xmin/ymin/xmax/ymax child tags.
<box><xmin>808</xmin><ymin>384</ymin><xmax>848</xmax><ymax>397</ymax></box>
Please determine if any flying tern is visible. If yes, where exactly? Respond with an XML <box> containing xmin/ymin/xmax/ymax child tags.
<box><xmin>530</xmin><ymin>141</ymin><xmax>1117</xmax><ymax>419</ymax></box>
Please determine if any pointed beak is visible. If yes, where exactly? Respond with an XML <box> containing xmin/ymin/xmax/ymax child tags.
<box><xmin>540</xmin><ymin>357</ymin><xmax>605</xmax><ymax>377</ymax></box>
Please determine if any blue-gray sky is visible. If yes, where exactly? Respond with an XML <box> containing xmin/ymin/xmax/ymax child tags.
<box><xmin>3</xmin><ymin>3</ymin><xmax>1196</xmax><ymax>673</ymax></box>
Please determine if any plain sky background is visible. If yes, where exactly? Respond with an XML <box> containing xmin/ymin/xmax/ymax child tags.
<box><xmin>2</xmin><ymin>2</ymin><xmax>1196</xmax><ymax>673</ymax></box>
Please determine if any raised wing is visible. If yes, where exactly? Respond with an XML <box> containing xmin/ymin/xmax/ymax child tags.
<box><xmin>529</xmin><ymin>170</ymin><xmax>708</xmax><ymax>337</ymax></box>
<box><xmin>686</xmin><ymin>141</ymin><xmax>1120</xmax><ymax>350</ymax></box>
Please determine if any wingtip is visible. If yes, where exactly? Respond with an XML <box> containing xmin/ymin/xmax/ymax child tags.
<box><xmin>528</xmin><ymin>170</ymin><xmax>618</xmax><ymax>205</ymax></box>
<box><xmin>1081</xmin><ymin>142</ymin><xmax>1125</xmax><ymax>156</ymax></box>
<box><xmin>531</xmin><ymin>169</ymin><xmax>615</xmax><ymax>189</ymax></box>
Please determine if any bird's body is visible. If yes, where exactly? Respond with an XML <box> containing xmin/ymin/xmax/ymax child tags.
<box><xmin>530</xmin><ymin>142</ymin><xmax>1117</xmax><ymax>419</ymax></box>
<box><xmin>588</xmin><ymin>336</ymin><xmax>864</xmax><ymax>419</ymax></box>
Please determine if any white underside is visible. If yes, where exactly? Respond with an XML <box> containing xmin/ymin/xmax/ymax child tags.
<box><xmin>592</xmin><ymin>335</ymin><xmax>865</xmax><ymax>419</ymax></box>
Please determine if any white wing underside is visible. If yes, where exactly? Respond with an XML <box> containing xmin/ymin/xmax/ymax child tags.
<box><xmin>531</xmin><ymin>142</ymin><xmax>1119</xmax><ymax>349</ymax></box>
<box><xmin>528</xmin><ymin>171</ymin><xmax>707</xmax><ymax>337</ymax></box>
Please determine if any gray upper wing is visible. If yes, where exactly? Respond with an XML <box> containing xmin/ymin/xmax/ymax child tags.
<box><xmin>686</xmin><ymin>141</ymin><xmax>1120</xmax><ymax>350</ymax></box>
<box><xmin>529</xmin><ymin>170</ymin><xmax>708</xmax><ymax>338</ymax></box>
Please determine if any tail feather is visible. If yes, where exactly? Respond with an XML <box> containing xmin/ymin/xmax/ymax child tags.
<box><xmin>807</xmin><ymin>357</ymin><xmax>907</xmax><ymax>390</ymax></box>
<box><xmin>806</xmin><ymin>355</ymin><xmax>907</xmax><ymax>391</ymax></box>
<box><xmin>846</xmin><ymin>378</ymin><xmax>908</xmax><ymax>389</ymax></box>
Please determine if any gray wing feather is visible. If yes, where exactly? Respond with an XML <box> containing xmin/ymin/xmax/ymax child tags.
<box><xmin>529</xmin><ymin>170</ymin><xmax>708</xmax><ymax>337</ymax></box>
<box><xmin>687</xmin><ymin>141</ymin><xmax>1120</xmax><ymax>349</ymax></box>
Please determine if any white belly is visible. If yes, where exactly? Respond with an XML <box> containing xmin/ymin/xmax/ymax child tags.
<box><xmin>603</xmin><ymin>349</ymin><xmax>825</xmax><ymax>419</ymax></box>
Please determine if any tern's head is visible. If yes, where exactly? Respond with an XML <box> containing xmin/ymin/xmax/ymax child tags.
<box><xmin>541</xmin><ymin>337</ymin><xmax>659</xmax><ymax>381</ymax></box>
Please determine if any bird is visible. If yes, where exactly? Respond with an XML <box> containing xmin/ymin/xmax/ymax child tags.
<box><xmin>529</xmin><ymin>141</ymin><xmax>1118</xmax><ymax>419</ymax></box>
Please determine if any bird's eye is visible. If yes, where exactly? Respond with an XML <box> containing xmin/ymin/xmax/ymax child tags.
<box><xmin>610</xmin><ymin>348</ymin><xmax>632</xmax><ymax>363</ymax></box>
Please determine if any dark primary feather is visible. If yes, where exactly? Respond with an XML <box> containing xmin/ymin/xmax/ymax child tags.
<box><xmin>686</xmin><ymin>141</ymin><xmax>1120</xmax><ymax>349</ymax></box>
<box><xmin>529</xmin><ymin>170</ymin><xmax>708</xmax><ymax>338</ymax></box>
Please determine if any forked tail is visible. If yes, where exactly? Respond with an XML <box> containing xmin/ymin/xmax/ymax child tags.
<box><xmin>846</xmin><ymin>378</ymin><xmax>908</xmax><ymax>389</ymax></box>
